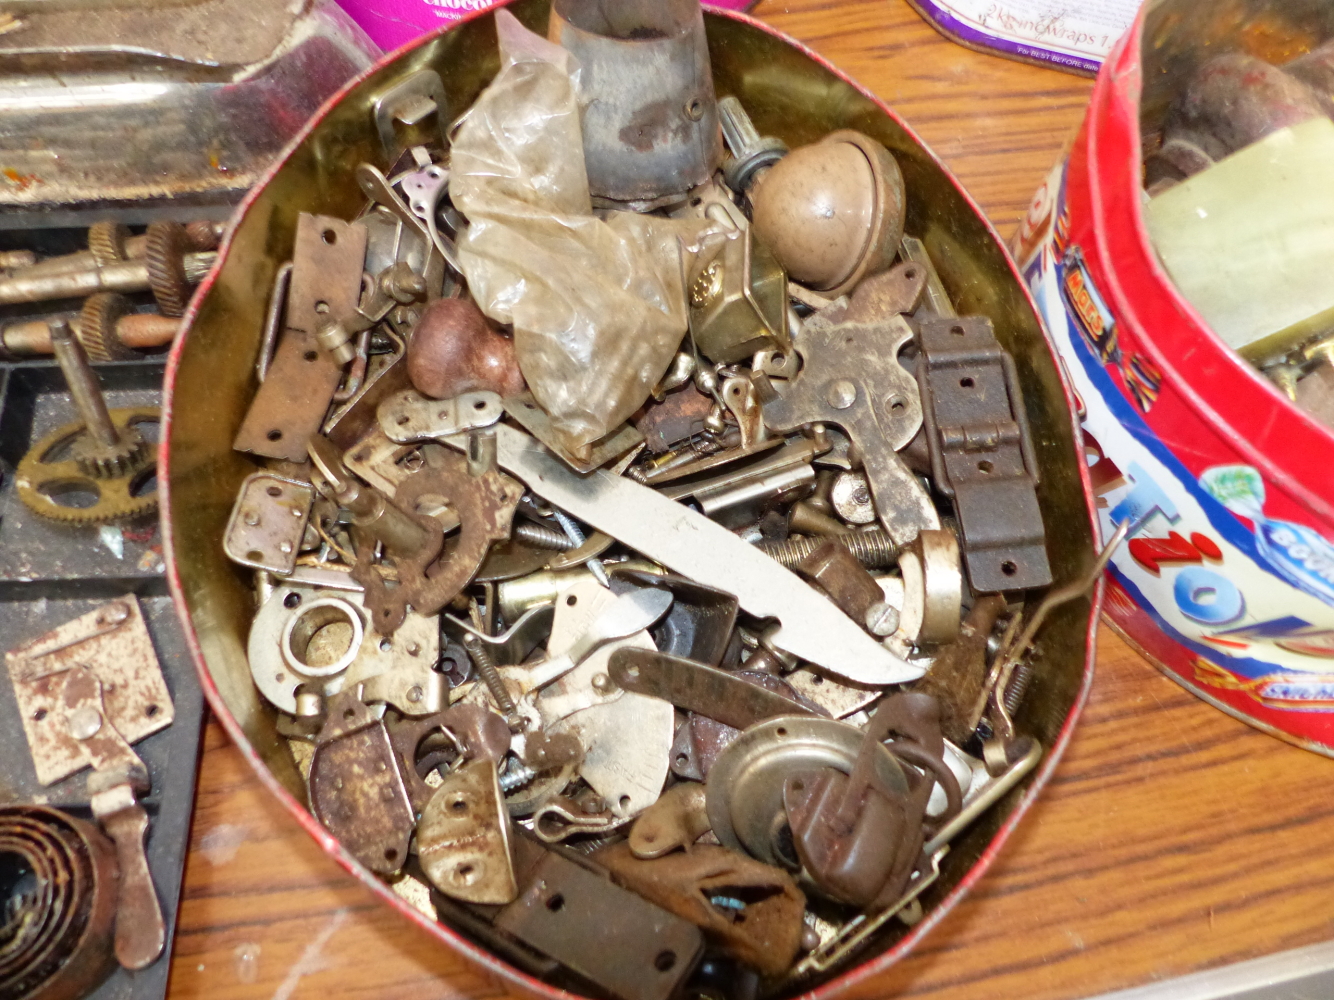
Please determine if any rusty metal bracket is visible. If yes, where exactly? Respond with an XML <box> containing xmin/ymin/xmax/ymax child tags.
<box><xmin>628</xmin><ymin>781</ymin><xmax>711</xmax><ymax>859</ymax></box>
<box><xmin>234</xmin><ymin>214</ymin><xmax>369</xmax><ymax>461</ymax></box>
<box><xmin>916</xmin><ymin>314</ymin><xmax>1051</xmax><ymax>591</ymax></box>
<box><xmin>598</xmin><ymin>841</ymin><xmax>806</xmax><ymax>979</ymax></box>
<box><xmin>492</xmin><ymin>846</ymin><xmax>704</xmax><ymax>1000</ymax></box>
<box><xmin>763</xmin><ymin>264</ymin><xmax>940</xmax><ymax>547</ymax></box>
<box><xmin>308</xmin><ymin>692</ymin><xmax>415</xmax><ymax>875</ymax></box>
<box><xmin>609</xmin><ymin>649</ymin><xmax>816</xmax><ymax>730</ymax></box>
<box><xmin>6</xmin><ymin>596</ymin><xmax>173</xmax><ymax>786</ymax></box>
<box><xmin>360</xmin><ymin>446</ymin><xmax>523</xmax><ymax>634</ymax></box>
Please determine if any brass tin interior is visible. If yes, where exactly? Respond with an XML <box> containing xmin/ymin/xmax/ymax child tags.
<box><xmin>164</xmin><ymin>2</ymin><xmax>1097</xmax><ymax>991</ymax></box>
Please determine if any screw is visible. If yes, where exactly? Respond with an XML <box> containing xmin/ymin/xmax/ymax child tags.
<box><xmin>461</xmin><ymin>633</ymin><xmax>522</xmax><ymax>729</ymax></box>
<box><xmin>514</xmin><ymin>521</ymin><xmax>576</xmax><ymax>551</ymax></box>
<box><xmin>759</xmin><ymin>527</ymin><xmax>899</xmax><ymax>569</ymax></box>
<box><xmin>552</xmin><ymin>509</ymin><xmax>609</xmax><ymax>588</ymax></box>
<box><xmin>865</xmin><ymin>601</ymin><xmax>900</xmax><ymax>637</ymax></box>
<box><xmin>498</xmin><ymin>760</ymin><xmax>537</xmax><ymax>793</ymax></box>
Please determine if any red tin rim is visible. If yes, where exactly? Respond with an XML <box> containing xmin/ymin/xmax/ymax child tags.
<box><xmin>160</xmin><ymin>5</ymin><xmax>1103</xmax><ymax>997</ymax></box>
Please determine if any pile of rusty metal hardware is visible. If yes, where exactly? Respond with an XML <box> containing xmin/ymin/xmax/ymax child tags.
<box><xmin>221</xmin><ymin>3</ymin><xmax>1085</xmax><ymax>996</ymax></box>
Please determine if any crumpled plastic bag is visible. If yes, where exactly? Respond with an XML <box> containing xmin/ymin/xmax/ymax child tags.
<box><xmin>450</xmin><ymin>10</ymin><xmax>716</xmax><ymax>458</ymax></box>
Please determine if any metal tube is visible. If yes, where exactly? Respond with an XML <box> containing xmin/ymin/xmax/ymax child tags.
<box><xmin>49</xmin><ymin>320</ymin><xmax>118</xmax><ymax>447</ymax></box>
<box><xmin>0</xmin><ymin>252</ymin><xmax>214</xmax><ymax>306</ymax></box>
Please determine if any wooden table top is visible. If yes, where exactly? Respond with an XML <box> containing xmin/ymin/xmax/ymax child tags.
<box><xmin>164</xmin><ymin>3</ymin><xmax>1334</xmax><ymax>999</ymax></box>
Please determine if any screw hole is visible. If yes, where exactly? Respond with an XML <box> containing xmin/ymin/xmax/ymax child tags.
<box><xmin>960</xmin><ymin>376</ymin><xmax>975</xmax><ymax>388</ymax></box>
<box><xmin>1001</xmin><ymin>560</ymin><xmax>1018</xmax><ymax>577</ymax></box>
<box><xmin>473</xmin><ymin>399</ymin><xmax>486</xmax><ymax>410</ymax></box>
<box><xmin>546</xmin><ymin>893</ymin><xmax>565</xmax><ymax>912</ymax></box>
<box><xmin>978</xmin><ymin>460</ymin><xmax>993</xmax><ymax>474</ymax></box>
<box><xmin>396</xmin><ymin>414</ymin><xmax>410</xmax><ymax>425</ymax></box>
<box><xmin>675</xmin><ymin>753</ymin><xmax>689</xmax><ymax>767</ymax></box>
<box><xmin>246</xmin><ymin>549</ymin><xmax>265</xmax><ymax>562</ymax></box>
<box><xmin>792</xmin><ymin>780</ymin><xmax>804</xmax><ymax>792</ymax></box>
<box><xmin>304</xmin><ymin>350</ymin><xmax>318</xmax><ymax>362</ymax></box>
<box><xmin>283</xmin><ymin>592</ymin><xmax>302</xmax><ymax>608</ymax></box>
<box><xmin>904</xmin><ymin>267</ymin><xmax>917</xmax><ymax>278</ymax></box>
<box><xmin>33</xmin><ymin>708</ymin><xmax>46</xmax><ymax>722</ymax></box>
<box><xmin>566</xmin><ymin>595</ymin><xmax>577</xmax><ymax>606</ymax></box>
<box><xmin>775</xmin><ymin>726</ymin><xmax>788</xmax><ymax>738</ymax></box>
<box><xmin>950</xmin><ymin>324</ymin><xmax>965</xmax><ymax>336</ymax></box>
<box><xmin>321</xmin><ymin>229</ymin><xmax>337</xmax><ymax>245</ymax></box>
<box><xmin>267</xmin><ymin>429</ymin><xmax>283</xmax><ymax>441</ymax></box>
<box><xmin>655</xmin><ymin>951</ymin><xmax>677</xmax><ymax>972</ymax></box>
<box><xmin>450</xmin><ymin>798</ymin><xmax>468</xmax><ymax>814</ymax></box>
<box><xmin>384</xmin><ymin>847</ymin><xmax>398</xmax><ymax>861</ymax></box>
<box><xmin>379</xmin><ymin>638</ymin><xmax>392</xmax><ymax>652</ymax></box>
<box><xmin>266</xmin><ymin>485</ymin><xmax>282</xmax><ymax>497</ymax></box>
<box><xmin>314</xmin><ymin>301</ymin><xmax>330</xmax><ymax>315</ymax></box>
<box><xmin>145</xmin><ymin>704</ymin><xmax>159</xmax><ymax>718</ymax></box>
<box><xmin>619</xmin><ymin>795</ymin><xmax>631</xmax><ymax>809</ymax></box>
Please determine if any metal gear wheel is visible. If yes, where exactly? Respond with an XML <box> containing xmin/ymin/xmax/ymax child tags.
<box><xmin>76</xmin><ymin>293</ymin><xmax>134</xmax><ymax>362</ymax></box>
<box><xmin>145</xmin><ymin>221</ymin><xmax>190</xmax><ymax>318</ymax></box>
<box><xmin>70</xmin><ymin>422</ymin><xmax>149</xmax><ymax>479</ymax></box>
<box><xmin>15</xmin><ymin>407</ymin><xmax>160</xmax><ymax>525</ymax></box>
<box><xmin>87</xmin><ymin>221</ymin><xmax>129</xmax><ymax>267</ymax></box>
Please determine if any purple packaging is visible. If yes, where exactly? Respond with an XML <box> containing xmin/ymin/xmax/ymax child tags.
<box><xmin>338</xmin><ymin>0</ymin><xmax>758</xmax><ymax>53</ymax></box>
<box><xmin>905</xmin><ymin>0</ymin><xmax>1138</xmax><ymax>75</ymax></box>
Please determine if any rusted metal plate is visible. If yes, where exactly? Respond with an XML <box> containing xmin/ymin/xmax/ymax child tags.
<box><xmin>6</xmin><ymin>596</ymin><xmax>173</xmax><ymax>786</ymax></box>
<box><xmin>234</xmin><ymin>214</ymin><xmax>368</xmax><ymax>461</ymax></box>
<box><xmin>493</xmin><ymin>848</ymin><xmax>704</xmax><ymax>1000</ymax></box>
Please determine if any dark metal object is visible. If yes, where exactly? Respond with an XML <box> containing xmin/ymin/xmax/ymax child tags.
<box><xmin>234</xmin><ymin>214</ymin><xmax>368</xmax><ymax>462</ymax></box>
<box><xmin>763</xmin><ymin>267</ymin><xmax>938</xmax><ymax>547</ymax></box>
<box><xmin>0</xmin><ymin>806</ymin><xmax>118</xmax><ymax>1000</ymax></box>
<box><xmin>917</xmin><ymin>594</ymin><xmax>1007</xmax><ymax>744</ymax></box>
<box><xmin>362</xmin><ymin>448</ymin><xmax>524</xmax><ymax>634</ymax></box>
<box><xmin>548</xmin><ymin>0</ymin><xmax>722</xmax><ymax>209</ymax></box>
<box><xmin>406</xmin><ymin>297</ymin><xmax>525</xmax><ymax>401</ymax></box>
<box><xmin>308</xmin><ymin>693</ymin><xmax>416</xmax><ymax>875</ymax></box>
<box><xmin>795</xmin><ymin>539</ymin><xmax>885</xmax><ymax>626</ymax></box>
<box><xmin>610</xmin><ymin>649</ymin><xmax>815</xmax><ymax>730</ymax></box>
<box><xmin>635</xmin><ymin>384</ymin><xmax>715</xmax><ymax>454</ymax></box>
<box><xmin>758</xmin><ymin>526</ymin><xmax>899</xmax><ymax>570</ymax></box>
<box><xmin>784</xmin><ymin>693</ymin><xmax>961</xmax><ymax>910</ymax></box>
<box><xmin>596</xmin><ymin>841</ymin><xmax>807</xmax><ymax>978</ymax></box>
<box><xmin>916</xmin><ymin>314</ymin><xmax>1051</xmax><ymax>591</ymax></box>
<box><xmin>608</xmin><ymin>569</ymin><xmax>738</xmax><ymax>666</ymax></box>
<box><xmin>493</xmin><ymin>845</ymin><xmax>705</xmax><ymax>1000</ymax></box>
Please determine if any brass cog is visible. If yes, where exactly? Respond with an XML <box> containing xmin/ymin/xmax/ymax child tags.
<box><xmin>15</xmin><ymin>407</ymin><xmax>160</xmax><ymax>525</ymax></box>
<box><xmin>76</xmin><ymin>293</ymin><xmax>134</xmax><ymax>362</ymax></box>
<box><xmin>145</xmin><ymin>222</ymin><xmax>189</xmax><ymax>318</ymax></box>
<box><xmin>87</xmin><ymin>221</ymin><xmax>129</xmax><ymax>267</ymax></box>
<box><xmin>70</xmin><ymin>423</ymin><xmax>149</xmax><ymax>479</ymax></box>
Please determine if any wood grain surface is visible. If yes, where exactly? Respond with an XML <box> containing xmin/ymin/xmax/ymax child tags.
<box><xmin>165</xmin><ymin>3</ymin><xmax>1334</xmax><ymax>999</ymax></box>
